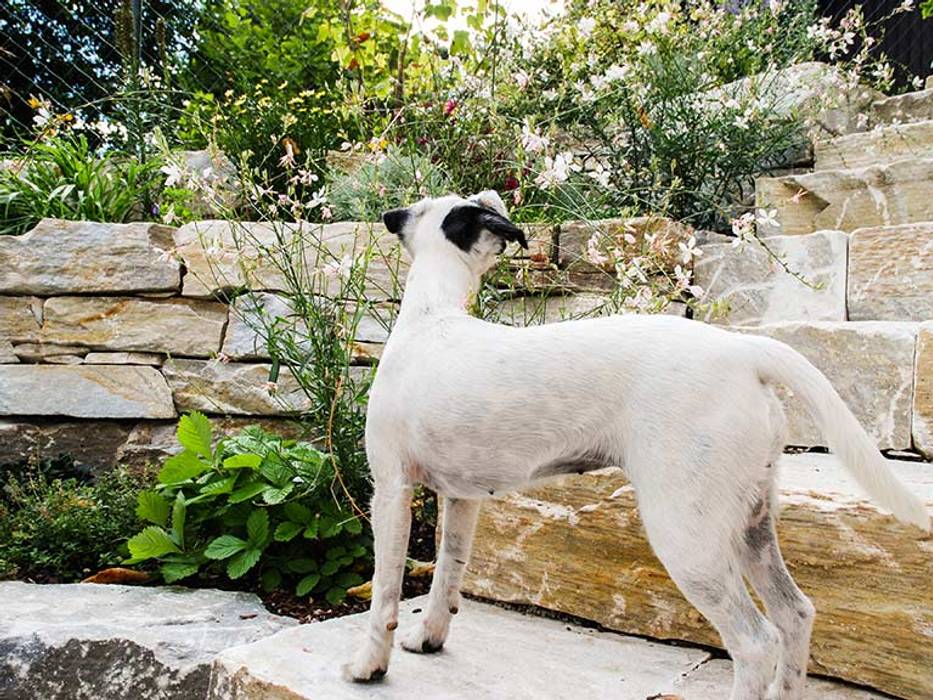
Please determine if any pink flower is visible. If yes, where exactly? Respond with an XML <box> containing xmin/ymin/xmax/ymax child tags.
<box><xmin>444</xmin><ymin>99</ymin><xmax>457</xmax><ymax>116</ymax></box>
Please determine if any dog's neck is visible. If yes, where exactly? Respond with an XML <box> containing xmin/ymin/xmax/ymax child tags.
<box><xmin>397</xmin><ymin>251</ymin><xmax>478</xmax><ymax>320</ymax></box>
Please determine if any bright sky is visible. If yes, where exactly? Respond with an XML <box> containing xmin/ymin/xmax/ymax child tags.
<box><xmin>383</xmin><ymin>0</ymin><xmax>565</xmax><ymax>27</ymax></box>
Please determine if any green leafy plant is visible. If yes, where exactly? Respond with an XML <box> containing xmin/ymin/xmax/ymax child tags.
<box><xmin>0</xmin><ymin>466</ymin><xmax>146</xmax><ymax>581</ymax></box>
<box><xmin>0</xmin><ymin>134</ymin><xmax>162</xmax><ymax>235</ymax></box>
<box><xmin>127</xmin><ymin>413</ymin><xmax>370</xmax><ymax>604</ymax></box>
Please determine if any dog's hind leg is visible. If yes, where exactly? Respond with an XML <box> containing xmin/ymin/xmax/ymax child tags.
<box><xmin>343</xmin><ymin>475</ymin><xmax>413</xmax><ymax>682</ymax></box>
<box><xmin>739</xmin><ymin>480</ymin><xmax>815</xmax><ymax>700</ymax></box>
<box><xmin>640</xmin><ymin>502</ymin><xmax>781</xmax><ymax>700</ymax></box>
<box><xmin>402</xmin><ymin>496</ymin><xmax>481</xmax><ymax>654</ymax></box>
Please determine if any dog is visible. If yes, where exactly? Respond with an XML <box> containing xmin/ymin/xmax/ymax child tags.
<box><xmin>344</xmin><ymin>190</ymin><xmax>930</xmax><ymax>699</ymax></box>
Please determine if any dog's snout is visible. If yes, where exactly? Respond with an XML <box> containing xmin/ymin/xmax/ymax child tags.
<box><xmin>383</xmin><ymin>208</ymin><xmax>409</xmax><ymax>235</ymax></box>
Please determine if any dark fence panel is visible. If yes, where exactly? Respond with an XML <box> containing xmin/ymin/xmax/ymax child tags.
<box><xmin>817</xmin><ymin>0</ymin><xmax>932</xmax><ymax>85</ymax></box>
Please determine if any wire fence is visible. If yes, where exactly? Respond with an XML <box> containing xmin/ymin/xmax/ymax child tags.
<box><xmin>1</xmin><ymin>1</ymin><xmax>930</xmax><ymax>148</ymax></box>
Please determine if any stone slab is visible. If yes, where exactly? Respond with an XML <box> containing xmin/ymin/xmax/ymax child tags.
<box><xmin>0</xmin><ymin>420</ymin><xmax>134</xmax><ymax>470</ymax></box>
<box><xmin>0</xmin><ymin>365</ymin><xmax>176</xmax><ymax>419</ymax></box>
<box><xmin>871</xmin><ymin>88</ymin><xmax>933</xmax><ymax>126</ymax></box>
<box><xmin>174</xmin><ymin>220</ymin><xmax>407</xmax><ymax>301</ymax></box>
<box><xmin>755</xmin><ymin>158</ymin><xmax>933</xmax><ymax>236</ymax></box>
<box><xmin>815</xmin><ymin>120</ymin><xmax>933</xmax><ymax>171</ymax></box>
<box><xmin>735</xmin><ymin>321</ymin><xmax>916</xmax><ymax>449</ymax></box>
<box><xmin>556</xmin><ymin>216</ymin><xmax>693</xmax><ymax>274</ymax></box>
<box><xmin>40</xmin><ymin>296</ymin><xmax>227</xmax><ymax>357</ymax></box>
<box><xmin>914</xmin><ymin>321</ymin><xmax>933</xmax><ymax>459</ymax></box>
<box><xmin>12</xmin><ymin>343</ymin><xmax>87</xmax><ymax>362</ymax></box>
<box><xmin>695</xmin><ymin>231</ymin><xmax>847</xmax><ymax>325</ymax></box>
<box><xmin>0</xmin><ymin>296</ymin><xmax>42</xmax><ymax>343</ymax></box>
<box><xmin>0</xmin><ymin>219</ymin><xmax>180</xmax><ymax>295</ymax></box>
<box><xmin>847</xmin><ymin>222</ymin><xmax>933</xmax><ymax>322</ymax></box>
<box><xmin>208</xmin><ymin>595</ymin><xmax>711</xmax><ymax>700</ymax></box>
<box><xmin>0</xmin><ymin>340</ymin><xmax>18</xmax><ymax>363</ymax></box>
<box><xmin>464</xmin><ymin>453</ymin><xmax>933</xmax><ymax>700</ymax></box>
<box><xmin>162</xmin><ymin>359</ymin><xmax>317</xmax><ymax>416</ymax></box>
<box><xmin>0</xmin><ymin>582</ymin><xmax>295</xmax><ymax>700</ymax></box>
<box><xmin>489</xmin><ymin>293</ymin><xmax>686</xmax><ymax>326</ymax></box>
<box><xmin>82</xmin><ymin>352</ymin><xmax>164</xmax><ymax>366</ymax></box>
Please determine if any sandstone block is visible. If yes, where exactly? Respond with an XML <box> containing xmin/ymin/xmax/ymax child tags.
<box><xmin>695</xmin><ymin>231</ymin><xmax>847</xmax><ymax>325</ymax></box>
<box><xmin>735</xmin><ymin>321</ymin><xmax>916</xmax><ymax>450</ymax></box>
<box><xmin>463</xmin><ymin>453</ymin><xmax>933</xmax><ymax>700</ymax></box>
<box><xmin>0</xmin><ymin>365</ymin><xmax>176</xmax><ymax>419</ymax></box>
<box><xmin>174</xmin><ymin>220</ymin><xmax>407</xmax><ymax>301</ymax></box>
<box><xmin>755</xmin><ymin>158</ymin><xmax>933</xmax><ymax>236</ymax></box>
<box><xmin>556</xmin><ymin>216</ymin><xmax>693</xmax><ymax>273</ymax></box>
<box><xmin>814</xmin><ymin>120</ymin><xmax>933</xmax><ymax>171</ymax></box>
<box><xmin>1</xmin><ymin>340</ymin><xmax>18</xmax><ymax>363</ymax></box>
<box><xmin>40</xmin><ymin>296</ymin><xmax>226</xmax><ymax>357</ymax></box>
<box><xmin>0</xmin><ymin>582</ymin><xmax>295</xmax><ymax>700</ymax></box>
<box><xmin>0</xmin><ymin>296</ymin><xmax>42</xmax><ymax>343</ymax></box>
<box><xmin>82</xmin><ymin>352</ymin><xmax>164</xmax><ymax>365</ymax></box>
<box><xmin>162</xmin><ymin>359</ymin><xmax>319</xmax><ymax>416</ymax></box>
<box><xmin>0</xmin><ymin>219</ymin><xmax>180</xmax><ymax>294</ymax></box>
<box><xmin>847</xmin><ymin>222</ymin><xmax>933</xmax><ymax>321</ymax></box>
<box><xmin>871</xmin><ymin>88</ymin><xmax>933</xmax><ymax>125</ymax></box>
<box><xmin>0</xmin><ymin>420</ymin><xmax>134</xmax><ymax>470</ymax></box>
<box><xmin>914</xmin><ymin>321</ymin><xmax>933</xmax><ymax>459</ymax></box>
<box><xmin>490</xmin><ymin>293</ymin><xmax>685</xmax><ymax>326</ymax></box>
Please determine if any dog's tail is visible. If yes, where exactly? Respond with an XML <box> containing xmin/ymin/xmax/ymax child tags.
<box><xmin>751</xmin><ymin>335</ymin><xmax>929</xmax><ymax>531</ymax></box>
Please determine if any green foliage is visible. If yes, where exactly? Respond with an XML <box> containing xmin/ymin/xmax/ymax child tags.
<box><xmin>126</xmin><ymin>413</ymin><xmax>370</xmax><ymax>602</ymax></box>
<box><xmin>923</xmin><ymin>0</ymin><xmax>933</xmax><ymax>19</ymax></box>
<box><xmin>0</xmin><ymin>134</ymin><xmax>162</xmax><ymax>235</ymax></box>
<box><xmin>0</xmin><ymin>467</ymin><xmax>146</xmax><ymax>581</ymax></box>
<box><xmin>327</xmin><ymin>146</ymin><xmax>452</xmax><ymax>221</ymax></box>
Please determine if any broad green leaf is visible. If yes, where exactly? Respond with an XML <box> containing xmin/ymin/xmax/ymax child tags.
<box><xmin>325</xmin><ymin>586</ymin><xmax>346</xmax><ymax>605</ymax></box>
<box><xmin>260</xmin><ymin>568</ymin><xmax>282</xmax><ymax>592</ymax></box>
<box><xmin>343</xmin><ymin>517</ymin><xmax>363</xmax><ymax>535</ymax></box>
<box><xmin>274</xmin><ymin>521</ymin><xmax>304</xmax><ymax>542</ymax></box>
<box><xmin>158</xmin><ymin>451</ymin><xmax>208</xmax><ymax>484</ymax></box>
<box><xmin>227</xmin><ymin>547</ymin><xmax>262</xmax><ymax>579</ymax></box>
<box><xmin>451</xmin><ymin>29</ymin><xmax>471</xmax><ymax>56</ymax></box>
<box><xmin>262</xmin><ymin>484</ymin><xmax>294</xmax><ymax>505</ymax></box>
<box><xmin>321</xmin><ymin>560</ymin><xmax>339</xmax><ymax>576</ymax></box>
<box><xmin>223</xmin><ymin>453</ymin><xmax>262</xmax><ymax>470</ymax></box>
<box><xmin>319</xmin><ymin>516</ymin><xmax>341</xmax><ymax>538</ymax></box>
<box><xmin>247</xmin><ymin>509</ymin><xmax>270</xmax><ymax>546</ymax></box>
<box><xmin>127</xmin><ymin>526</ymin><xmax>181</xmax><ymax>560</ymax></box>
<box><xmin>296</xmin><ymin>572</ymin><xmax>321</xmax><ymax>596</ymax></box>
<box><xmin>204</xmin><ymin>535</ymin><xmax>248</xmax><ymax>560</ymax></box>
<box><xmin>136</xmin><ymin>490</ymin><xmax>170</xmax><ymax>526</ymax></box>
<box><xmin>283</xmin><ymin>501</ymin><xmax>312</xmax><ymax>524</ymax></box>
<box><xmin>176</xmin><ymin>411</ymin><xmax>213</xmax><ymax>459</ymax></box>
<box><xmin>199</xmin><ymin>475</ymin><xmax>238</xmax><ymax>496</ymax></box>
<box><xmin>303</xmin><ymin>520</ymin><xmax>319</xmax><ymax>539</ymax></box>
<box><xmin>171</xmin><ymin>492</ymin><xmax>186</xmax><ymax>549</ymax></box>
<box><xmin>228</xmin><ymin>483</ymin><xmax>268</xmax><ymax>504</ymax></box>
<box><xmin>287</xmin><ymin>558</ymin><xmax>317</xmax><ymax>574</ymax></box>
<box><xmin>336</xmin><ymin>572</ymin><xmax>363</xmax><ymax>588</ymax></box>
<box><xmin>161</xmin><ymin>561</ymin><xmax>200</xmax><ymax>583</ymax></box>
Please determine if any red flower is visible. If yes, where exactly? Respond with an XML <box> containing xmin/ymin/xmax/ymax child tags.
<box><xmin>443</xmin><ymin>99</ymin><xmax>457</xmax><ymax>116</ymax></box>
<box><xmin>503</xmin><ymin>174</ymin><xmax>519</xmax><ymax>191</ymax></box>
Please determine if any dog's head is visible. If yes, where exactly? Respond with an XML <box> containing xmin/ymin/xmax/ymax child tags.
<box><xmin>382</xmin><ymin>191</ymin><xmax>527</xmax><ymax>274</ymax></box>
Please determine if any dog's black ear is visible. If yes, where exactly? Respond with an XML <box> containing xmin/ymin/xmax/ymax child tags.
<box><xmin>442</xmin><ymin>205</ymin><xmax>528</xmax><ymax>252</ymax></box>
<box><xmin>382</xmin><ymin>208</ymin><xmax>409</xmax><ymax>235</ymax></box>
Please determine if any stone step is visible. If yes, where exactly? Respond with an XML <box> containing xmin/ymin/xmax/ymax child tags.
<box><xmin>871</xmin><ymin>87</ymin><xmax>933</xmax><ymax>126</ymax></box>
<box><xmin>207</xmin><ymin>594</ymin><xmax>885</xmax><ymax>699</ymax></box>
<box><xmin>814</xmin><ymin>120</ymin><xmax>933</xmax><ymax>171</ymax></box>
<box><xmin>755</xmin><ymin>157</ymin><xmax>933</xmax><ymax>235</ymax></box>
<box><xmin>462</xmin><ymin>453</ymin><xmax>933</xmax><ymax>700</ymax></box>
<box><xmin>0</xmin><ymin>582</ymin><xmax>295</xmax><ymax>699</ymax></box>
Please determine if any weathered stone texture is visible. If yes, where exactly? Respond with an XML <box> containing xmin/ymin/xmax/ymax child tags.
<box><xmin>82</xmin><ymin>352</ymin><xmax>164</xmax><ymax>365</ymax></box>
<box><xmin>0</xmin><ymin>340</ymin><xmax>16</xmax><ymax>363</ymax></box>
<box><xmin>162</xmin><ymin>359</ymin><xmax>315</xmax><ymax>415</ymax></box>
<box><xmin>914</xmin><ymin>321</ymin><xmax>933</xmax><ymax>459</ymax></box>
<box><xmin>556</xmin><ymin>216</ymin><xmax>692</xmax><ymax>273</ymax></box>
<box><xmin>871</xmin><ymin>88</ymin><xmax>933</xmax><ymax>125</ymax></box>
<box><xmin>464</xmin><ymin>454</ymin><xmax>933</xmax><ymax>700</ymax></box>
<box><xmin>847</xmin><ymin>222</ymin><xmax>933</xmax><ymax>322</ymax></box>
<box><xmin>174</xmin><ymin>220</ymin><xmax>407</xmax><ymax>300</ymax></box>
<box><xmin>755</xmin><ymin>158</ymin><xmax>933</xmax><ymax>236</ymax></box>
<box><xmin>695</xmin><ymin>231</ymin><xmax>847</xmax><ymax>325</ymax></box>
<box><xmin>0</xmin><ymin>296</ymin><xmax>42</xmax><ymax>342</ymax></box>
<box><xmin>0</xmin><ymin>365</ymin><xmax>176</xmax><ymax>419</ymax></box>
<box><xmin>814</xmin><ymin>120</ymin><xmax>933</xmax><ymax>171</ymax></box>
<box><xmin>11</xmin><ymin>343</ymin><xmax>86</xmax><ymax>364</ymax></box>
<box><xmin>736</xmin><ymin>322</ymin><xmax>916</xmax><ymax>449</ymax></box>
<box><xmin>0</xmin><ymin>219</ymin><xmax>180</xmax><ymax>294</ymax></box>
<box><xmin>490</xmin><ymin>293</ymin><xmax>685</xmax><ymax>326</ymax></box>
<box><xmin>0</xmin><ymin>582</ymin><xmax>295</xmax><ymax>700</ymax></box>
<box><xmin>0</xmin><ymin>420</ymin><xmax>135</xmax><ymax>470</ymax></box>
<box><xmin>40</xmin><ymin>296</ymin><xmax>226</xmax><ymax>356</ymax></box>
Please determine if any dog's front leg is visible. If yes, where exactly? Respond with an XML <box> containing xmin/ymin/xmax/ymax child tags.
<box><xmin>402</xmin><ymin>496</ymin><xmax>481</xmax><ymax>654</ymax></box>
<box><xmin>344</xmin><ymin>479</ymin><xmax>412</xmax><ymax>682</ymax></box>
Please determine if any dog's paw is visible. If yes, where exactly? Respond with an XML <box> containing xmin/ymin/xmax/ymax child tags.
<box><xmin>400</xmin><ymin>622</ymin><xmax>447</xmax><ymax>654</ymax></box>
<box><xmin>342</xmin><ymin>644</ymin><xmax>390</xmax><ymax>683</ymax></box>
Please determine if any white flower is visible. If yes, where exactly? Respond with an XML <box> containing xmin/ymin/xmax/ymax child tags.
<box><xmin>160</xmin><ymin>162</ymin><xmax>185</xmax><ymax>187</ymax></box>
<box><xmin>590</xmin><ymin>72</ymin><xmax>609</xmax><ymax>91</ymax></box>
<box><xmin>587</xmin><ymin>162</ymin><xmax>612</xmax><ymax>188</ymax></box>
<box><xmin>677</xmin><ymin>236</ymin><xmax>703</xmax><ymax>264</ymax></box>
<box><xmin>636</xmin><ymin>41</ymin><xmax>655</xmax><ymax>57</ymax></box>
<box><xmin>534</xmin><ymin>152</ymin><xmax>581</xmax><ymax>189</ymax></box>
<box><xmin>305</xmin><ymin>189</ymin><xmax>327</xmax><ymax>209</ymax></box>
<box><xmin>730</xmin><ymin>212</ymin><xmax>756</xmax><ymax>247</ymax></box>
<box><xmin>515</xmin><ymin>70</ymin><xmax>531</xmax><ymax>90</ymax></box>
<box><xmin>755</xmin><ymin>208</ymin><xmax>779</xmax><ymax>230</ymax></box>
<box><xmin>586</xmin><ymin>233</ymin><xmax>609</xmax><ymax>266</ymax></box>
<box><xmin>521</xmin><ymin>122</ymin><xmax>550</xmax><ymax>154</ymax></box>
<box><xmin>768</xmin><ymin>0</ymin><xmax>784</xmax><ymax>14</ymax></box>
<box><xmin>578</xmin><ymin>17</ymin><xmax>597</xmax><ymax>38</ymax></box>
<box><xmin>604</xmin><ymin>64</ymin><xmax>630</xmax><ymax>83</ymax></box>
<box><xmin>646</xmin><ymin>11</ymin><xmax>671</xmax><ymax>35</ymax></box>
<box><xmin>323</xmin><ymin>254</ymin><xmax>353</xmax><ymax>280</ymax></box>
<box><xmin>622</xmin><ymin>19</ymin><xmax>639</xmax><ymax>33</ymax></box>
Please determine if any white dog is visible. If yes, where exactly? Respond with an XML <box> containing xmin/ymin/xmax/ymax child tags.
<box><xmin>344</xmin><ymin>191</ymin><xmax>929</xmax><ymax>699</ymax></box>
